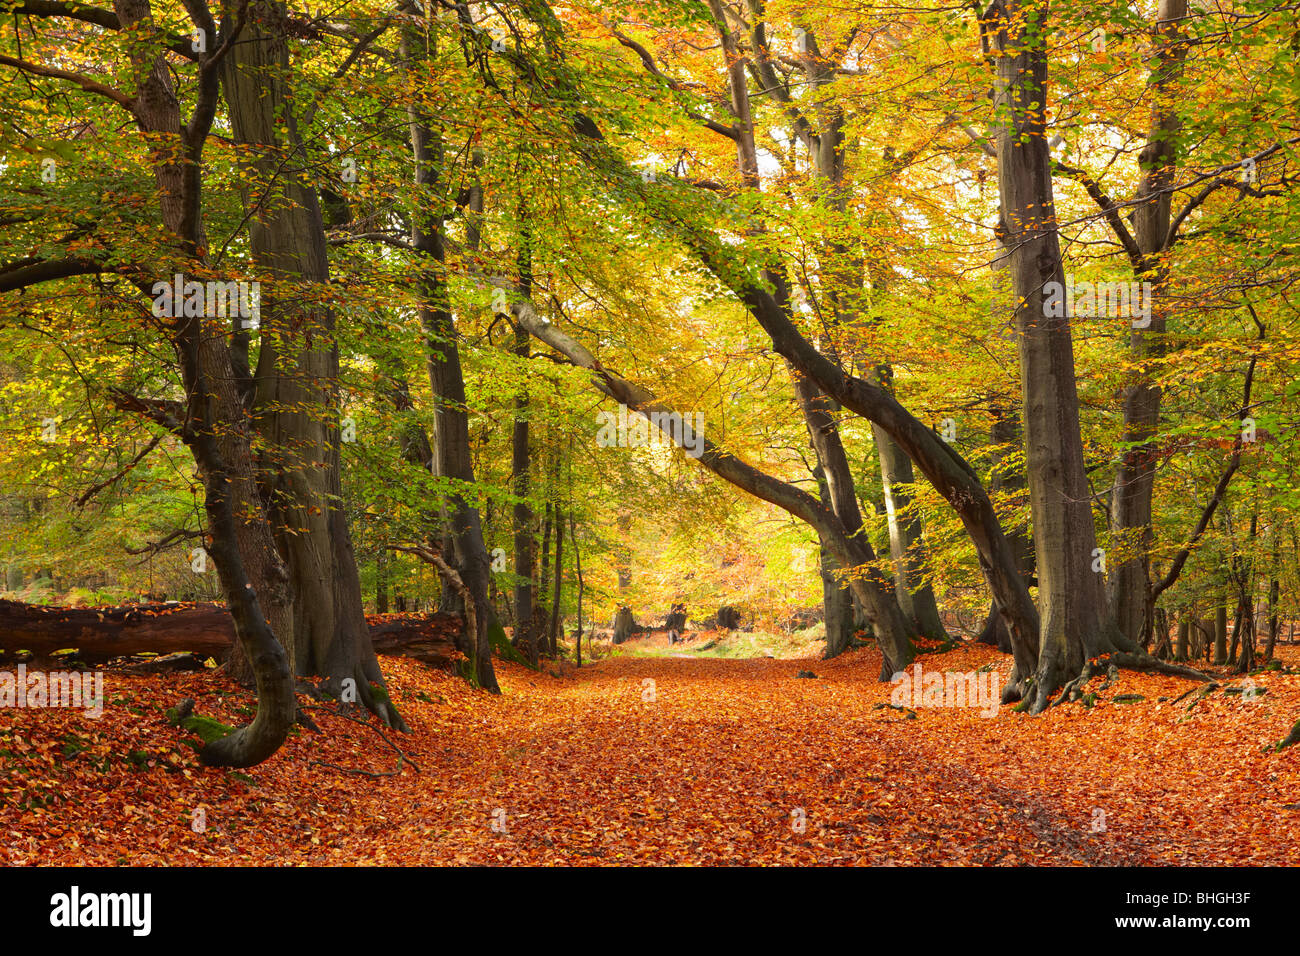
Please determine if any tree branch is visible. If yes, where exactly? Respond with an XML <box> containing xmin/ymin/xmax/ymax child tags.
<box><xmin>75</xmin><ymin>432</ymin><xmax>166</xmax><ymax>507</ymax></box>
<box><xmin>1152</xmin><ymin>353</ymin><xmax>1259</xmax><ymax>598</ymax></box>
<box><xmin>0</xmin><ymin>53</ymin><xmax>134</xmax><ymax>108</ymax></box>
<box><xmin>0</xmin><ymin>256</ymin><xmax>110</xmax><ymax>292</ymax></box>
<box><xmin>1053</xmin><ymin>160</ymin><xmax>1145</xmax><ymax>269</ymax></box>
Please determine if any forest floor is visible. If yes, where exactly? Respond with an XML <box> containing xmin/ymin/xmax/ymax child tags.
<box><xmin>4</xmin><ymin>637</ymin><xmax>1300</xmax><ymax>865</ymax></box>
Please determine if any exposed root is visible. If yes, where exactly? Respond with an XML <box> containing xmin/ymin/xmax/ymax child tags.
<box><xmin>1107</xmin><ymin>651</ymin><xmax>1212</xmax><ymax>682</ymax></box>
<box><xmin>318</xmin><ymin>668</ymin><xmax>410</xmax><ymax>734</ymax></box>
<box><xmin>1048</xmin><ymin>652</ymin><xmax>1212</xmax><ymax>709</ymax></box>
<box><xmin>1171</xmin><ymin>682</ymin><xmax>1219</xmax><ymax>705</ymax></box>
<box><xmin>1000</xmin><ymin>663</ymin><xmax>1027</xmax><ymax>705</ymax></box>
<box><xmin>301</xmin><ymin>702</ymin><xmax>421</xmax><ymax>777</ymax></box>
<box><xmin>295</xmin><ymin>705</ymin><xmax>320</xmax><ymax>732</ymax></box>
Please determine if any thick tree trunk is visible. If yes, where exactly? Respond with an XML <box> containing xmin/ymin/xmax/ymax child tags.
<box><xmin>184</xmin><ymin>390</ymin><xmax>296</xmax><ymax>768</ymax></box>
<box><xmin>985</xmin><ymin>0</ymin><xmax>1126</xmax><ymax>710</ymax></box>
<box><xmin>819</xmin><ymin>537</ymin><xmax>855</xmax><ymax>657</ymax></box>
<box><xmin>109</xmin><ymin>0</ymin><xmax>295</xmax><ymax>765</ymax></box>
<box><xmin>220</xmin><ymin>1</ymin><xmax>400</xmax><ymax>728</ymax></box>
<box><xmin>810</xmin><ymin>461</ymin><xmax>858</xmax><ymax>660</ymax></box>
<box><xmin>612</xmin><ymin>606</ymin><xmax>635</xmax><ymax>645</ymax></box>
<box><xmin>0</xmin><ymin>600</ymin><xmax>237</xmax><ymax>662</ymax></box>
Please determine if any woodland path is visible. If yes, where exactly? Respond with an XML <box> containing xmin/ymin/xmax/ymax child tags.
<box><xmin>5</xmin><ymin>643</ymin><xmax>1299</xmax><ymax>865</ymax></box>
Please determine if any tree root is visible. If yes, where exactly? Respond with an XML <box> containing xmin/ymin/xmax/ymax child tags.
<box><xmin>301</xmin><ymin>703</ymin><xmax>420</xmax><ymax>777</ymax></box>
<box><xmin>1171</xmin><ymin>682</ymin><xmax>1219</xmax><ymax>705</ymax></box>
<box><xmin>295</xmin><ymin>705</ymin><xmax>320</xmax><ymax>732</ymax></box>
<box><xmin>1049</xmin><ymin>652</ymin><xmax>1212</xmax><ymax>709</ymax></box>
<box><xmin>1108</xmin><ymin>651</ymin><xmax>1212</xmax><ymax>682</ymax></box>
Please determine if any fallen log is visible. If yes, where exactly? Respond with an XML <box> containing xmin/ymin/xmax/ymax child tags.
<box><xmin>0</xmin><ymin>600</ymin><xmax>233</xmax><ymax>662</ymax></box>
<box><xmin>367</xmin><ymin>613</ymin><xmax>465</xmax><ymax>669</ymax></box>
<box><xmin>0</xmin><ymin>599</ymin><xmax>463</xmax><ymax>670</ymax></box>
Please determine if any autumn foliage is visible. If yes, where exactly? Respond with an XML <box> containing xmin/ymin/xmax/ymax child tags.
<box><xmin>3</xmin><ymin>637</ymin><xmax>1298</xmax><ymax>866</ymax></box>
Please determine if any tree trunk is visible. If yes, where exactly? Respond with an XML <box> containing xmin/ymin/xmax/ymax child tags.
<box><xmin>375</xmin><ymin>548</ymin><xmax>390</xmax><ymax>615</ymax></box>
<box><xmin>1229</xmin><ymin>598</ymin><xmax>1243</xmax><ymax>664</ymax></box>
<box><xmin>1214</xmin><ymin>601</ymin><xmax>1229</xmax><ymax>665</ymax></box>
<box><xmin>511</xmin><ymin>224</ymin><xmax>536</xmax><ymax>665</ymax></box>
<box><xmin>819</xmin><ymin>537</ymin><xmax>855</xmax><ymax>656</ymax></box>
<box><xmin>985</xmin><ymin>0</ymin><xmax>1125</xmax><ymax>710</ymax></box>
<box><xmin>1233</xmin><ymin>513</ymin><xmax>1259</xmax><ymax>673</ymax></box>
<box><xmin>0</xmin><ymin>597</ymin><xmax>466</xmax><ymax>671</ymax></box>
<box><xmin>615</xmin><ymin>512</ymin><xmax>632</xmax><ymax>591</ymax></box>
<box><xmin>549</xmin><ymin>505</ymin><xmax>564</xmax><ymax>656</ymax></box>
<box><xmin>612</xmin><ymin>605</ymin><xmax>635</xmax><ymax>645</ymax></box>
<box><xmin>220</xmin><ymin>0</ymin><xmax>401</xmax><ymax>728</ymax></box>
<box><xmin>403</xmin><ymin>24</ymin><xmax>499</xmax><ymax>693</ymax></box>
<box><xmin>1235</xmin><ymin>598</ymin><xmax>1256</xmax><ymax>674</ymax></box>
<box><xmin>1152</xmin><ymin>607</ymin><xmax>1171</xmax><ymax>659</ymax></box>
<box><xmin>571</xmin><ymin>514</ymin><xmax>583</xmax><ymax>667</ymax></box>
<box><xmin>873</xmin><ymin>420</ymin><xmax>946</xmax><ymax>640</ymax></box>
<box><xmin>0</xmin><ymin>599</ymin><xmax>237</xmax><ymax>662</ymax></box>
<box><xmin>109</xmin><ymin>0</ymin><xmax>295</xmax><ymax>766</ymax></box>
<box><xmin>537</xmin><ymin>501</ymin><xmax>552</xmax><ymax>648</ymax></box>
<box><xmin>1266</xmin><ymin>576</ymin><xmax>1280</xmax><ymax>659</ymax></box>
<box><xmin>791</xmin><ymin>371</ymin><xmax>916</xmax><ymax>671</ymax></box>
<box><xmin>1108</xmin><ymin>0</ymin><xmax>1188</xmax><ymax>647</ymax></box>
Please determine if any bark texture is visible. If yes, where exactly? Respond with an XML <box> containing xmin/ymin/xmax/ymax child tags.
<box><xmin>220</xmin><ymin>0</ymin><xmax>401</xmax><ymax>729</ymax></box>
<box><xmin>984</xmin><ymin>0</ymin><xmax>1129</xmax><ymax>709</ymax></box>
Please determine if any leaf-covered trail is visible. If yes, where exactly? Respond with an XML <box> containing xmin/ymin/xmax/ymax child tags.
<box><xmin>4</xmin><ymin>643</ymin><xmax>1300</xmax><ymax>865</ymax></box>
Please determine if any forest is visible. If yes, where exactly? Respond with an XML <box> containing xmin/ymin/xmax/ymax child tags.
<box><xmin>1</xmin><ymin>0</ymin><xmax>1298</xmax><ymax>876</ymax></box>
